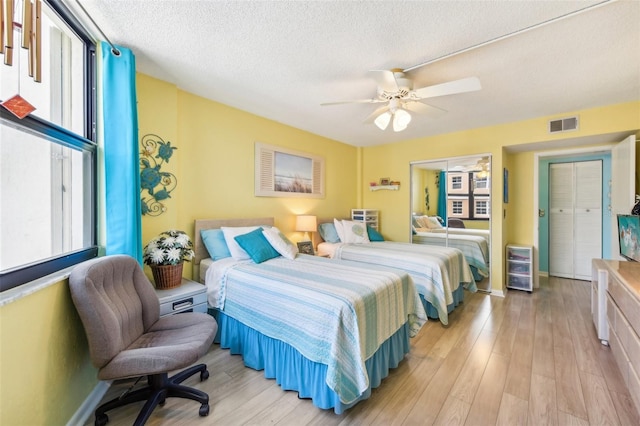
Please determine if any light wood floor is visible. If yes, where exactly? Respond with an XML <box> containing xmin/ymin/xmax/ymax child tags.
<box><xmin>87</xmin><ymin>276</ymin><xmax>639</xmax><ymax>425</ymax></box>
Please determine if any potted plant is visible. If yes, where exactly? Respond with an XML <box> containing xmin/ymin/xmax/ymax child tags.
<box><xmin>143</xmin><ymin>230</ymin><xmax>194</xmax><ymax>289</ymax></box>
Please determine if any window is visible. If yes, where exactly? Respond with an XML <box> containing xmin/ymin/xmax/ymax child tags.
<box><xmin>474</xmin><ymin>175</ymin><xmax>488</xmax><ymax>189</ymax></box>
<box><xmin>452</xmin><ymin>176</ymin><xmax>462</xmax><ymax>189</ymax></box>
<box><xmin>448</xmin><ymin>198</ymin><xmax>469</xmax><ymax>217</ymax></box>
<box><xmin>447</xmin><ymin>172</ymin><xmax>469</xmax><ymax>194</ymax></box>
<box><xmin>1</xmin><ymin>1</ymin><xmax>97</xmax><ymax>292</ymax></box>
<box><xmin>474</xmin><ymin>198</ymin><xmax>490</xmax><ymax>218</ymax></box>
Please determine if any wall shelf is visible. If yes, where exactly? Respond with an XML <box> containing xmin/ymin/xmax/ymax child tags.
<box><xmin>370</xmin><ymin>185</ymin><xmax>399</xmax><ymax>191</ymax></box>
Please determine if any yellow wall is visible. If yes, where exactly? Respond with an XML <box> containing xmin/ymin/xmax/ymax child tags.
<box><xmin>137</xmin><ymin>73</ymin><xmax>358</xmax><ymax>279</ymax></box>
<box><xmin>0</xmin><ymin>279</ymin><xmax>98</xmax><ymax>425</ymax></box>
<box><xmin>361</xmin><ymin>101</ymin><xmax>640</xmax><ymax>292</ymax></box>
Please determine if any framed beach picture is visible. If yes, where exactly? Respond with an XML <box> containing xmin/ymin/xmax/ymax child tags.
<box><xmin>255</xmin><ymin>142</ymin><xmax>325</xmax><ymax>198</ymax></box>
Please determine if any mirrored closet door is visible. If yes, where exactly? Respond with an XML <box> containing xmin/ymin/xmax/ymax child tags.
<box><xmin>410</xmin><ymin>155</ymin><xmax>492</xmax><ymax>293</ymax></box>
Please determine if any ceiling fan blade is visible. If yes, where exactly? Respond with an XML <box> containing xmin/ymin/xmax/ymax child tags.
<box><xmin>413</xmin><ymin>77</ymin><xmax>481</xmax><ymax>99</ymax></box>
<box><xmin>321</xmin><ymin>98</ymin><xmax>384</xmax><ymax>106</ymax></box>
<box><xmin>403</xmin><ymin>101</ymin><xmax>447</xmax><ymax>117</ymax></box>
<box><xmin>363</xmin><ymin>105</ymin><xmax>390</xmax><ymax>124</ymax></box>
<box><xmin>369</xmin><ymin>70</ymin><xmax>398</xmax><ymax>93</ymax></box>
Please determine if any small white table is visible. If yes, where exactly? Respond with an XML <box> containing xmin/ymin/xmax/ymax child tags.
<box><xmin>155</xmin><ymin>279</ymin><xmax>208</xmax><ymax>317</ymax></box>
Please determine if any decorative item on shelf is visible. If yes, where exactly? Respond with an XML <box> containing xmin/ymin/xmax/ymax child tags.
<box><xmin>390</xmin><ymin>181</ymin><xmax>401</xmax><ymax>186</ymax></box>
<box><xmin>370</xmin><ymin>182</ymin><xmax>377</xmax><ymax>187</ymax></box>
<box><xmin>143</xmin><ymin>230</ymin><xmax>194</xmax><ymax>289</ymax></box>
<box><xmin>380</xmin><ymin>178</ymin><xmax>390</xmax><ymax>186</ymax></box>
<box><xmin>296</xmin><ymin>214</ymin><xmax>317</xmax><ymax>241</ymax></box>
<box><xmin>140</xmin><ymin>134</ymin><xmax>179</xmax><ymax>216</ymax></box>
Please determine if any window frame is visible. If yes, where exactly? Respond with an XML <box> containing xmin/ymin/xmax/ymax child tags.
<box><xmin>0</xmin><ymin>1</ymin><xmax>98</xmax><ymax>292</ymax></box>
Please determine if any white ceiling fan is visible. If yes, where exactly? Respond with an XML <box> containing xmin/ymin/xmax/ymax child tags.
<box><xmin>462</xmin><ymin>156</ymin><xmax>491</xmax><ymax>178</ymax></box>
<box><xmin>321</xmin><ymin>69</ymin><xmax>481</xmax><ymax>132</ymax></box>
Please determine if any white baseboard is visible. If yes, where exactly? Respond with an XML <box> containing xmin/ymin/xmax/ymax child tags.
<box><xmin>66</xmin><ymin>380</ymin><xmax>111</xmax><ymax>426</ymax></box>
<box><xmin>491</xmin><ymin>288</ymin><xmax>507</xmax><ymax>298</ymax></box>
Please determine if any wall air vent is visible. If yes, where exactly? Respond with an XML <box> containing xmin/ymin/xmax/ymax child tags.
<box><xmin>548</xmin><ymin>116</ymin><xmax>578</xmax><ymax>133</ymax></box>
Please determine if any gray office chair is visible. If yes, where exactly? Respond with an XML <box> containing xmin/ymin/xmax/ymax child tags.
<box><xmin>69</xmin><ymin>255</ymin><xmax>217</xmax><ymax>426</ymax></box>
<box><xmin>447</xmin><ymin>218</ymin><xmax>466</xmax><ymax>228</ymax></box>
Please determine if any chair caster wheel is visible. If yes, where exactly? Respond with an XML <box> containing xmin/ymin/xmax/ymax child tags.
<box><xmin>159</xmin><ymin>398</ymin><xmax>166</xmax><ymax>406</ymax></box>
<box><xmin>200</xmin><ymin>370</ymin><xmax>209</xmax><ymax>381</ymax></box>
<box><xmin>199</xmin><ymin>404</ymin><xmax>210</xmax><ymax>417</ymax></box>
<box><xmin>95</xmin><ymin>413</ymin><xmax>108</xmax><ymax>426</ymax></box>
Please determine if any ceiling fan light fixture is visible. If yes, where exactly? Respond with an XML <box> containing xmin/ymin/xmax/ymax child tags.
<box><xmin>393</xmin><ymin>109</ymin><xmax>411</xmax><ymax>132</ymax></box>
<box><xmin>374</xmin><ymin>111</ymin><xmax>391</xmax><ymax>130</ymax></box>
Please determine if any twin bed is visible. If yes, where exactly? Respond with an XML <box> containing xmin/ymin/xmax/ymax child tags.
<box><xmin>193</xmin><ymin>217</ymin><xmax>427</xmax><ymax>413</ymax></box>
<box><xmin>412</xmin><ymin>231</ymin><xmax>489</xmax><ymax>281</ymax></box>
<box><xmin>192</xmin><ymin>217</ymin><xmax>476</xmax><ymax>414</ymax></box>
<box><xmin>411</xmin><ymin>215</ymin><xmax>490</xmax><ymax>281</ymax></box>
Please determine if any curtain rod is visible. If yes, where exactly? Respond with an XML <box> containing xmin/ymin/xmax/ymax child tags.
<box><xmin>73</xmin><ymin>0</ymin><xmax>120</xmax><ymax>56</ymax></box>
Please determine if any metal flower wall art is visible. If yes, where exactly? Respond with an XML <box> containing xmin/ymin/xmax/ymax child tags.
<box><xmin>140</xmin><ymin>134</ymin><xmax>178</xmax><ymax>216</ymax></box>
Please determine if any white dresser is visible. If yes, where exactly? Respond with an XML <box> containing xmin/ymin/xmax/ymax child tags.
<box><xmin>591</xmin><ymin>259</ymin><xmax>640</xmax><ymax>414</ymax></box>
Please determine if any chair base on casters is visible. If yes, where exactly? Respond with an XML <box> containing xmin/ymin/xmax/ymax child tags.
<box><xmin>94</xmin><ymin>364</ymin><xmax>210</xmax><ymax>426</ymax></box>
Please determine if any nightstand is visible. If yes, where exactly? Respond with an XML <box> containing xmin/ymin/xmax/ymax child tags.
<box><xmin>155</xmin><ymin>279</ymin><xmax>208</xmax><ymax>317</ymax></box>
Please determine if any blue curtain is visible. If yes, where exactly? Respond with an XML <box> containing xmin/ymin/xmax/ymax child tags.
<box><xmin>437</xmin><ymin>171</ymin><xmax>447</xmax><ymax>222</ymax></box>
<box><xmin>102</xmin><ymin>42</ymin><xmax>142</xmax><ymax>263</ymax></box>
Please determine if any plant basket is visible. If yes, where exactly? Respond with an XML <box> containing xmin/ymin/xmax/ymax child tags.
<box><xmin>150</xmin><ymin>263</ymin><xmax>183</xmax><ymax>289</ymax></box>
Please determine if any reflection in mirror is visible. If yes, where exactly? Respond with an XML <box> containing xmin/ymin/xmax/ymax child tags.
<box><xmin>410</xmin><ymin>155</ymin><xmax>492</xmax><ymax>293</ymax></box>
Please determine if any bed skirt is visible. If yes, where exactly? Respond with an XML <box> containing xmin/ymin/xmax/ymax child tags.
<box><xmin>470</xmin><ymin>265</ymin><xmax>485</xmax><ymax>282</ymax></box>
<box><xmin>420</xmin><ymin>284</ymin><xmax>465</xmax><ymax>320</ymax></box>
<box><xmin>211</xmin><ymin>310</ymin><xmax>410</xmax><ymax>414</ymax></box>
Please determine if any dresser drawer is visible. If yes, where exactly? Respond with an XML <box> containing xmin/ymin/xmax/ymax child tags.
<box><xmin>156</xmin><ymin>280</ymin><xmax>208</xmax><ymax>317</ymax></box>
<box><xmin>629</xmin><ymin>361</ymin><xmax>640</xmax><ymax>420</ymax></box>
<box><xmin>608</xmin><ymin>325</ymin><xmax>629</xmax><ymax>386</ymax></box>
<box><xmin>608</xmin><ymin>274</ymin><xmax>640</xmax><ymax>335</ymax></box>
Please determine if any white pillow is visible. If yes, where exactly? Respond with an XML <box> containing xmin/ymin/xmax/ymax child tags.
<box><xmin>426</xmin><ymin>216</ymin><xmax>444</xmax><ymax>229</ymax></box>
<box><xmin>415</xmin><ymin>216</ymin><xmax>428</xmax><ymax>228</ymax></box>
<box><xmin>262</xmin><ymin>227</ymin><xmax>298</xmax><ymax>260</ymax></box>
<box><xmin>333</xmin><ymin>218</ymin><xmax>345</xmax><ymax>242</ymax></box>
<box><xmin>221</xmin><ymin>226</ymin><xmax>261</xmax><ymax>260</ymax></box>
<box><xmin>340</xmin><ymin>220</ymin><xmax>370</xmax><ymax>244</ymax></box>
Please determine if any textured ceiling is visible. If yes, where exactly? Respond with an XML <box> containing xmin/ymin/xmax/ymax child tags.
<box><xmin>74</xmin><ymin>0</ymin><xmax>640</xmax><ymax>147</ymax></box>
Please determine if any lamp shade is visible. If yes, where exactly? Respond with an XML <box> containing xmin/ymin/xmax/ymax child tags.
<box><xmin>374</xmin><ymin>112</ymin><xmax>391</xmax><ymax>130</ymax></box>
<box><xmin>296</xmin><ymin>215</ymin><xmax>317</xmax><ymax>232</ymax></box>
<box><xmin>393</xmin><ymin>109</ymin><xmax>412</xmax><ymax>132</ymax></box>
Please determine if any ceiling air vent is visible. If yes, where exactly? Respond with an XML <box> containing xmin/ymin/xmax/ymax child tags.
<box><xmin>548</xmin><ymin>116</ymin><xmax>578</xmax><ymax>133</ymax></box>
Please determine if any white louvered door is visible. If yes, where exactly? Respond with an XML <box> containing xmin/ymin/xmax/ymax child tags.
<box><xmin>574</xmin><ymin>162</ymin><xmax>602</xmax><ymax>279</ymax></box>
<box><xmin>549</xmin><ymin>163</ymin><xmax>574</xmax><ymax>278</ymax></box>
<box><xmin>549</xmin><ymin>161</ymin><xmax>602</xmax><ymax>280</ymax></box>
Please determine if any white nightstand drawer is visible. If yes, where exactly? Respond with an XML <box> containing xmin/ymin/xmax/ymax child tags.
<box><xmin>156</xmin><ymin>279</ymin><xmax>208</xmax><ymax>317</ymax></box>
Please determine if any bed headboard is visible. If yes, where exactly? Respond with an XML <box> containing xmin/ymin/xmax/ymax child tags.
<box><xmin>193</xmin><ymin>217</ymin><xmax>274</xmax><ymax>281</ymax></box>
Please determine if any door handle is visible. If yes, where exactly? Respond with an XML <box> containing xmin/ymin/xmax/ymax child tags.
<box><xmin>539</xmin><ymin>209</ymin><xmax>545</xmax><ymax>217</ymax></box>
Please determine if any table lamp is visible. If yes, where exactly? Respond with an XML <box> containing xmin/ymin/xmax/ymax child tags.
<box><xmin>296</xmin><ymin>215</ymin><xmax>317</xmax><ymax>241</ymax></box>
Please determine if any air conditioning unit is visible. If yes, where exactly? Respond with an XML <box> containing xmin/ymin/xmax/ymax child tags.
<box><xmin>548</xmin><ymin>116</ymin><xmax>578</xmax><ymax>133</ymax></box>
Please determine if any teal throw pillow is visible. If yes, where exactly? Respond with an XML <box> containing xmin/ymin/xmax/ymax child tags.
<box><xmin>318</xmin><ymin>222</ymin><xmax>341</xmax><ymax>243</ymax></box>
<box><xmin>201</xmin><ymin>229</ymin><xmax>231</xmax><ymax>260</ymax></box>
<box><xmin>367</xmin><ymin>225</ymin><xmax>384</xmax><ymax>241</ymax></box>
<box><xmin>234</xmin><ymin>227</ymin><xmax>281</xmax><ymax>263</ymax></box>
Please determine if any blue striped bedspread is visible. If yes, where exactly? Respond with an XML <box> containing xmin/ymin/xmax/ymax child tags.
<box><xmin>204</xmin><ymin>254</ymin><xmax>426</xmax><ymax>404</ymax></box>
<box><xmin>334</xmin><ymin>242</ymin><xmax>476</xmax><ymax>325</ymax></box>
<box><xmin>413</xmin><ymin>232</ymin><xmax>489</xmax><ymax>276</ymax></box>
